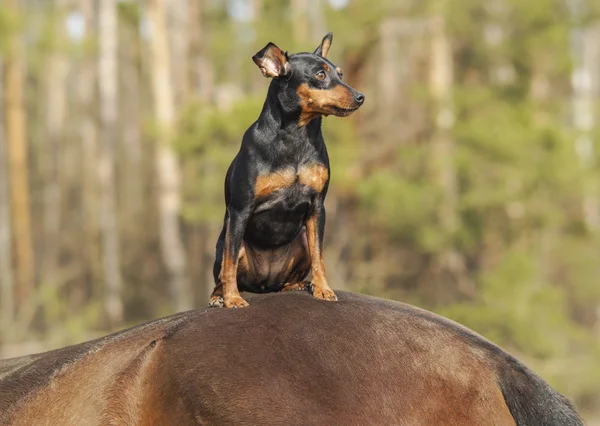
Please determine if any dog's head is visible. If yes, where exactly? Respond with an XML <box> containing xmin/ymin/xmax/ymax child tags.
<box><xmin>252</xmin><ymin>33</ymin><xmax>365</xmax><ymax>126</ymax></box>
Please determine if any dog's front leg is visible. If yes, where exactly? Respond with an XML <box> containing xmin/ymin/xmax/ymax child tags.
<box><xmin>220</xmin><ymin>206</ymin><xmax>252</xmax><ymax>308</ymax></box>
<box><xmin>306</xmin><ymin>200</ymin><xmax>337</xmax><ymax>301</ymax></box>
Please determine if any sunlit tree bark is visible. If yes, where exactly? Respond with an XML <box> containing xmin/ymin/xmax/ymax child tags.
<box><xmin>3</xmin><ymin>0</ymin><xmax>34</xmax><ymax>310</ymax></box>
<box><xmin>188</xmin><ymin>0</ymin><xmax>212</xmax><ymax>101</ymax></box>
<box><xmin>291</xmin><ymin>0</ymin><xmax>308</xmax><ymax>47</ymax></box>
<box><xmin>0</xmin><ymin>59</ymin><xmax>15</xmax><ymax>338</ymax></box>
<box><xmin>77</xmin><ymin>0</ymin><xmax>102</xmax><ymax>302</ymax></box>
<box><xmin>120</xmin><ymin>7</ymin><xmax>144</xmax><ymax>222</ymax></box>
<box><xmin>569</xmin><ymin>0</ymin><xmax>600</xmax><ymax>231</ymax></box>
<box><xmin>148</xmin><ymin>0</ymin><xmax>191</xmax><ymax>312</ymax></box>
<box><xmin>41</xmin><ymin>0</ymin><xmax>68</xmax><ymax>284</ymax></box>
<box><xmin>428</xmin><ymin>2</ymin><xmax>471</xmax><ymax>298</ymax></box>
<box><xmin>168</xmin><ymin>0</ymin><xmax>189</xmax><ymax>107</ymax></box>
<box><xmin>98</xmin><ymin>0</ymin><xmax>124</xmax><ymax>325</ymax></box>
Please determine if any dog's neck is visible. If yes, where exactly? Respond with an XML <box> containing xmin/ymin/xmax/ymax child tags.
<box><xmin>255</xmin><ymin>80</ymin><xmax>323</xmax><ymax>144</ymax></box>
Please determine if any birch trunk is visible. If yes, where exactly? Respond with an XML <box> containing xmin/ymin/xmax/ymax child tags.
<box><xmin>98</xmin><ymin>0</ymin><xmax>124</xmax><ymax>325</ymax></box>
<box><xmin>188</xmin><ymin>0</ymin><xmax>212</xmax><ymax>101</ymax></box>
<box><xmin>120</xmin><ymin>10</ymin><xmax>143</xmax><ymax>221</ymax></box>
<box><xmin>0</xmin><ymin>60</ymin><xmax>15</xmax><ymax>336</ymax></box>
<box><xmin>291</xmin><ymin>0</ymin><xmax>309</xmax><ymax>46</ymax></box>
<box><xmin>42</xmin><ymin>0</ymin><xmax>68</xmax><ymax>283</ymax></box>
<box><xmin>378</xmin><ymin>19</ymin><xmax>400</xmax><ymax>115</ymax></box>
<box><xmin>148</xmin><ymin>0</ymin><xmax>191</xmax><ymax>311</ymax></box>
<box><xmin>308</xmin><ymin>0</ymin><xmax>326</xmax><ymax>39</ymax></box>
<box><xmin>3</xmin><ymin>0</ymin><xmax>34</xmax><ymax>309</ymax></box>
<box><xmin>187</xmin><ymin>0</ymin><xmax>213</xmax><ymax>305</ymax></box>
<box><xmin>568</xmin><ymin>1</ymin><xmax>600</xmax><ymax>335</ymax></box>
<box><xmin>569</xmin><ymin>0</ymin><xmax>600</xmax><ymax>231</ymax></box>
<box><xmin>78</xmin><ymin>0</ymin><xmax>101</xmax><ymax>299</ymax></box>
<box><xmin>429</xmin><ymin>5</ymin><xmax>471</xmax><ymax>297</ymax></box>
<box><xmin>248</xmin><ymin>0</ymin><xmax>263</xmax><ymax>93</ymax></box>
<box><xmin>168</xmin><ymin>0</ymin><xmax>189</xmax><ymax>107</ymax></box>
<box><xmin>429</xmin><ymin>13</ymin><xmax>456</xmax><ymax>233</ymax></box>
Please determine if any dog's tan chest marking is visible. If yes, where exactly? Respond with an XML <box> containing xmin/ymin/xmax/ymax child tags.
<box><xmin>297</xmin><ymin>164</ymin><xmax>328</xmax><ymax>193</ymax></box>
<box><xmin>254</xmin><ymin>164</ymin><xmax>329</xmax><ymax>198</ymax></box>
<box><xmin>254</xmin><ymin>168</ymin><xmax>297</xmax><ymax>198</ymax></box>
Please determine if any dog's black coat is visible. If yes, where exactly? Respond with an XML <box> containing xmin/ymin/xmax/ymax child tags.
<box><xmin>210</xmin><ymin>34</ymin><xmax>364</xmax><ymax>307</ymax></box>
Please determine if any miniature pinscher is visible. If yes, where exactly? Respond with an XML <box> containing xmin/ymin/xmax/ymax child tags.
<box><xmin>210</xmin><ymin>33</ymin><xmax>365</xmax><ymax>308</ymax></box>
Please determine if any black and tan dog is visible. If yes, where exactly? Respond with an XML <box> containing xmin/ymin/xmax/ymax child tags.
<box><xmin>209</xmin><ymin>33</ymin><xmax>365</xmax><ymax>308</ymax></box>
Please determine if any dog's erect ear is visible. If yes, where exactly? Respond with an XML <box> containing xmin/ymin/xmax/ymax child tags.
<box><xmin>252</xmin><ymin>42</ymin><xmax>290</xmax><ymax>78</ymax></box>
<box><xmin>314</xmin><ymin>32</ymin><xmax>333</xmax><ymax>58</ymax></box>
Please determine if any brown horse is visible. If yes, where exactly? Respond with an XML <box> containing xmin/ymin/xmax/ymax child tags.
<box><xmin>0</xmin><ymin>291</ymin><xmax>583</xmax><ymax>425</ymax></box>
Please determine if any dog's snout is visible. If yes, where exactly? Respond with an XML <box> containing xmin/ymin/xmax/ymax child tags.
<box><xmin>353</xmin><ymin>92</ymin><xmax>365</xmax><ymax>104</ymax></box>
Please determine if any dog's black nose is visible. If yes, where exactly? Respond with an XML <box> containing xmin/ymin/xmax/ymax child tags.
<box><xmin>354</xmin><ymin>92</ymin><xmax>365</xmax><ymax>104</ymax></box>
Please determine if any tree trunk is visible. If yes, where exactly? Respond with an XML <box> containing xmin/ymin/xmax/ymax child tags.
<box><xmin>0</xmin><ymin>59</ymin><xmax>15</xmax><ymax>339</ymax></box>
<box><xmin>569</xmin><ymin>0</ymin><xmax>600</xmax><ymax>231</ymax></box>
<box><xmin>484</xmin><ymin>0</ymin><xmax>513</xmax><ymax>86</ymax></box>
<box><xmin>41</xmin><ymin>0</ymin><xmax>68</xmax><ymax>285</ymax></box>
<box><xmin>186</xmin><ymin>0</ymin><xmax>213</xmax><ymax>305</ymax></box>
<box><xmin>120</xmin><ymin>9</ymin><xmax>144</xmax><ymax>223</ymax></box>
<box><xmin>429</xmin><ymin>12</ymin><xmax>457</xmax><ymax>233</ymax></box>
<box><xmin>98</xmin><ymin>0</ymin><xmax>124</xmax><ymax>325</ymax></box>
<box><xmin>378</xmin><ymin>19</ymin><xmax>401</xmax><ymax>116</ymax></box>
<box><xmin>148</xmin><ymin>0</ymin><xmax>191</xmax><ymax>312</ymax></box>
<box><xmin>291</xmin><ymin>0</ymin><xmax>309</xmax><ymax>47</ymax></box>
<box><xmin>188</xmin><ymin>0</ymin><xmax>212</xmax><ymax>101</ymax></box>
<box><xmin>168</xmin><ymin>0</ymin><xmax>190</xmax><ymax>107</ymax></box>
<box><xmin>428</xmin><ymin>5</ymin><xmax>471</xmax><ymax>299</ymax></box>
<box><xmin>3</xmin><ymin>0</ymin><xmax>34</xmax><ymax>310</ymax></box>
<box><xmin>78</xmin><ymin>0</ymin><xmax>101</xmax><ymax>303</ymax></box>
<box><xmin>308</xmin><ymin>0</ymin><xmax>326</xmax><ymax>39</ymax></box>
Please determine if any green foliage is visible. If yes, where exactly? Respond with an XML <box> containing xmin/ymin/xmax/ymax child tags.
<box><xmin>4</xmin><ymin>0</ymin><xmax>599</xmax><ymax>415</ymax></box>
<box><xmin>315</xmin><ymin>0</ymin><xmax>600</xmax><ymax>407</ymax></box>
<box><xmin>175</xmin><ymin>96</ymin><xmax>264</xmax><ymax>223</ymax></box>
<box><xmin>441</xmin><ymin>247</ymin><xmax>600</xmax><ymax>405</ymax></box>
<box><xmin>0</xmin><ymin>6</ymin><xmax>20</xmax><ymax>52</ymax></box>
<box><xmin>118</xmin><ymin>0</ymin><xmax>141</xmax><ymax>25</ymax></box>
<box><xmin>321</xmin><ymin>117</ymin><xmax>362</xmax><ymax>188</ymax></box>
<box><xmin>159</xmin><ymin>0</ymin><xmax>600</xmax><ymax>412</ymax></box>
<box><xmin>358</xmin><ymin>167</ymin><xmax>439</xmax><ymax>249</ymax></box>
<box><xmin>35</xmin><ymin>281</ymin><xmax>103</xmax><ymax>346</ymax></box>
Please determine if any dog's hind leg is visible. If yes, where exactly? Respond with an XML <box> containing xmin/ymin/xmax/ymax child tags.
<box><xmin>279</xmin><ymin>228</ymin><xmax>312</xmax><ymax>293</ymax></box>
<box><xmin>280</xmin><ymin>281</ymin><xmax>312</xmax><ymax>292</ymax></box>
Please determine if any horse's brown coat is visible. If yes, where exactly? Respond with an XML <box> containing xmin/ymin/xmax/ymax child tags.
<box><xmin>0</xmin><ymin>291</ymin><xmax>569</xmax><ymax>425</ymax></box>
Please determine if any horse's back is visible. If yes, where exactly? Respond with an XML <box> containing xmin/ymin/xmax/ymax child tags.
<box><xmin>150</xmin><ymin>291</ymin><xmax>515</xmax><ymax>425</ymax></box>
<box><xmin>0</xmin><ymin>291</ymin><xmax>581</xmax><ymax>425</ymax></box>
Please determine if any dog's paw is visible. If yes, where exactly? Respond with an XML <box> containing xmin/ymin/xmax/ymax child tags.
<box><xmin>281</xmin><ymin>281</ymin><xmax>311</xmax><ymax>292</ymax></box>
<box><xmin>224</xmin><ymin>295</ymin><xmax>249</xmax><ymax>308</ymax></box>
<box><xmin>208</xmin><ymin>296</ymin><xmax>224</xmax><ymax>308</ymax></box>
<box><xmin>301</xmin><ymin>280</ymin><xmax>314</xmax><ymax>293</ymax></box>
<box><xmin>311</xmin><ymin>283</ymin><xmax>338</xmax><ymax>301</ymax></box>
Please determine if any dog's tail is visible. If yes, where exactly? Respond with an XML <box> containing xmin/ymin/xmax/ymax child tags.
<box><xmin>498</xmin><ymin>358</ymin><xmax>583</xmax><ymax>426</ymax></box>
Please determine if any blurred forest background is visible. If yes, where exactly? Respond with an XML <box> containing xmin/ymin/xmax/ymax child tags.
<box><xmin>1</xmin><ymin>0</ymin><xmax>600</xmax><ymax>420</ymax></box>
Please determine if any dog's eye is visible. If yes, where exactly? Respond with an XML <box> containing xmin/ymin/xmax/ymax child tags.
<box><xmin>316</xmin><ymin>70</ymin><xmax>326</xmax><ymax>80</ymax></box>
<box><xmin>338</xmin><ymin>71</ymin><xmax>343</xmax><ymax>80</ymax></box>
